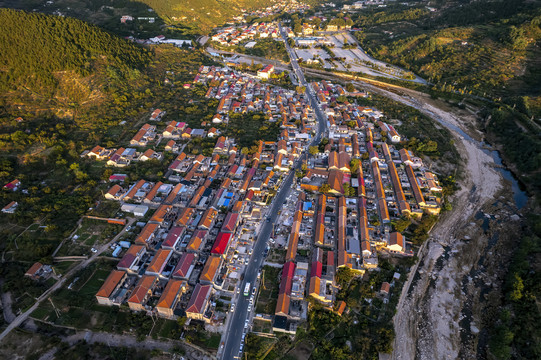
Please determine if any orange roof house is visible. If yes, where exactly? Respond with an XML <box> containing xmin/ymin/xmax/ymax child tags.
<box><xmin>380</xmin><ymin>282</ymin><xmax>391</xmax><ymax>295</ymax></box>
<box><xmin>124</xmin><ymin>180</ymin><xmax>146</xmax><ymax>200</ymax></box>
<box><xmin>198</xmin><ymin>208</ymin><xmax>218</xmax><ymax>229</ymax></box>
<box><xmin>176</xmin><ymin>207</ymin><xmax>195</xmax><ymax>226</ymax></box>
<box><xmin>146</xmin><ymin>249</ymin><xmax>172</xmax><ymax>277</ymax></box>
<box><xmin>155</xmin><ymin>279</ymin><xmax>188</xmax><ymax>318</ymax></box>
<box><xmin>335</xmin><ymin>300</ymin><xmax>347</xmax><ymax>316</ymax></box>
<box><xmin>165</xmin><ymin>183</ymin><xmax>183</xmax><ymax>204</ymax></box>
<box><xmin>275</xmin><ymin>293</ymin><xmax>290</xmax><ymax>317</ymax></box>
<box><xmin>150</xmin><ymin>204</ymin><xmax>172</xmax><ymax>224</ymax></box>
<box><xmin>388</xmin><ymin>232</ymin><xmax>405</xmax><ymax>253</ymax></box>
<box><xmin>25</xmin><ymin>262</ymin><xmax>44</xmax><ymax>279</ymax></box>
<box><xmin>186</xmin><ymin>229</ymin><xmax>207</xmax><ymax>252</ymax></box>
<box><xmin>135</xmin><ymin>223</ymin><xmax>159</xmax><ymax>248</ymax></box>
<box><xmin>200</xmin><ymin>255</ymin><xmax>222</xmax><ymax>285</ymax></box>
<box><xmin>96</xmin><ymin>270</ymin><xmax>127</xmax><ymax>306</ymax></box>
<box><xmin>127</xmin><ymin>275</ymin><xmax>158</xmax><ymax>311</ymax></box>
<box><xmin>105</xmin><ymin>184</ymin><xmax>124</xmax><ymax>200</ymax></box>
<box><xmin>144</xmin><ymin>181</ymin><xmax>163</xmax><ymax>203</ymax></box>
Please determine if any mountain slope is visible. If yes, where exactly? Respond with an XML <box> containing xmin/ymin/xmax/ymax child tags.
<box><xmin>0</xmin><ymin>8</ymin><xmax>152</xmax><ymax>122</ymax></box>
<box><xmin>0</xmin><ymin>8</ymin><xmax>150</xmax><ymax>95</ymax></box>
<box><xmin>139</xmin><ymin>0</ymin><xmax>268</xmax><ymax>31</ymax></box>
<box><xmin>354</xmin><ymin>0</ymin><xmax>541</xmax><ymax>98</ymax></box>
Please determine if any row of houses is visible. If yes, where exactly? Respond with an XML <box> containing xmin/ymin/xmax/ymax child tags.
<box><xmin>269</xmin><ymin>80</ymin><xmax>443</xmax><ymax>330</ymax></box>
<box><xmin>96</xmin><ymin>67</ymin><xmax>316</xmax><ymax>325</ymax></box>
<box><xmin>236</xmin><ymin>0</ymin><xmax>310</xmax><ymax>24</ymax></box>
<box><xmin>211</xmin><ymin>22</ymin><xmax>280</xmax><ymax>47</ymax></box>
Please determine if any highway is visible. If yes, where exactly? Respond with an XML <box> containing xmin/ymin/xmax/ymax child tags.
<box><xmin>219</xmin><ymin>23</ymin><xmax>327</xmax><ymax>360</ymax></box>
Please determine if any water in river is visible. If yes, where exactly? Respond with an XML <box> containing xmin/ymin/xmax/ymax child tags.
<box><xmin>430</xmin><ymin>114</ymin><xmax>528</xmax><ymax>209</ymax></box>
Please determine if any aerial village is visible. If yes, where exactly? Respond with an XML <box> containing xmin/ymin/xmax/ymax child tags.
<box><xmin>211</xmin><ymin>22</ymin><xmax>282</xmax><ymax>47</ymax></box>
<box><xmin>231</xmin><ymin>0</ymin><xmax>311</xmax><ymax>24</ymax></box>
<box><xmin>89</xmin><ymin>65</ymin><xmax>442</xmax><ymax>336</ymax></box>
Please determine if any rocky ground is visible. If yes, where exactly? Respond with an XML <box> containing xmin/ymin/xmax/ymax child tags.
<box><xmin>350</xmin><ymin>82</ymin><xmax>525</xmax><ymax>360</ymax></box>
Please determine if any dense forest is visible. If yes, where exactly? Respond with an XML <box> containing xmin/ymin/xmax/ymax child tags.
<box><xmin>0</xmin><ymin>8</ymin><xmax>151</xmax><ymax>95</ymax></box>
<box><xmin>0</xmin><ymin>0</ymin><xmax>192</xmax><ymax>38</ymax></box>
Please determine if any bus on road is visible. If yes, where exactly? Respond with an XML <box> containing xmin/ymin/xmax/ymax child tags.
<box><xmin>243</xmin><ymin>282</ymin><xmax>251</xmax><ymax>297</ymax></box>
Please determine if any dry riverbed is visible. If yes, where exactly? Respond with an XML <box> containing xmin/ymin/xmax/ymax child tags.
<box><xmin>352</xmin><ymin>82</ymin><xmax>524</xmax><ymax>360</ymax></box>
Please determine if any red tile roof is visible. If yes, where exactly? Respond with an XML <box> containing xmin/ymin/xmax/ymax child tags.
<box><xmin>279</xmin><ymin>261</ymin><xmax>295</xmax><ymax>295</ymax></box>
<box><xmin>211</xmin><ymin>232</ymin><xmax>232</xmax><ymax>255</ymax></box>
<box><xmin>25</xmin><ymin>262</ymin><xmax>43</xmax><ymax>277</ymax></box>
<box><xmin>162</xmin><ymin>226</ymin><xmax>185</xmax><ymax>249</ymax></box>
<box><xmin>221</xmin><ymin>212</ymin><xmax>239</xmax><ymax>233</ymax></box>
<box><xmin>172</xmin><ymin>252</ymin><xmax>195</xmax><ymax>279</ymax></box>
<box><xmin>186</xmin><ymin>283</ymin><xmax>211</xmax><ymax>314</ymax></box>
<box><xmin>117</xmin><ymin>245</ymin><xmax>145</xmax><ymax>270</ymax></box>
<box><xmin>310</xmin><ymin>261</ymin><xmax>322</xmax><ymax>278</ymax></box>
<box><xmin>128</xmin><ymin>275</ymin><xmax>157</xmax><ymax>305</ymax></box>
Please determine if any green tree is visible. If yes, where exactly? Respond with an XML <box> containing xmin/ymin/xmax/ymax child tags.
<box><xmin>350</xmin><ymin>158</ymin><xmax>361</xmax><ymax>173</ymax></box>
<box><xmin>319</xmin><ymin>183</ymin><xmax>331</xmax><ymax>193</ymax></box>
<box><xmin>509</xmin><ymin>273</ymin><xmax>524</xmax><ymax>301</ymax></box>
<box><xmin>393</xmin><ymin>217</ymin><xmax>411</xmax><ymax>232</ymax></box>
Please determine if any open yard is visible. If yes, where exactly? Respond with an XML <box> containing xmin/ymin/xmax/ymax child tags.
<box><xmin>267</xmin><ymin>248</ymin><xmax>286</xmax><ymax>264</ymax></box>
<box><xmin>255</xmin><ymin>266</ymin><xmax>281</xmax><ymax>315</ymax></box>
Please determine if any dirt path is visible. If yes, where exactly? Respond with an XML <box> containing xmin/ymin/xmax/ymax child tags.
<box><xmin>0</xmin><ymin>218</ymin><xmax>136</xmax><ymax>343</ymax></box>
<box><xmin>350</xmin><ymin>82</ymin><xmax>508</xmax><ymax>359</ymax></box>
<box><xmin>64</xmin><ymin>331</ymin><xmax>215</xmax><ymax>360</ymax></box>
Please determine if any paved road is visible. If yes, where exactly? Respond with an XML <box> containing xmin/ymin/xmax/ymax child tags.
<box><xmin>0</xmin><ymin>217</ymin><xmax>135</xmax><ymax>343</ymax></box>
<box><xmin>219</xmin><ymin>23</ymin><xmax>328</xmax><ymax>360</ymax></box>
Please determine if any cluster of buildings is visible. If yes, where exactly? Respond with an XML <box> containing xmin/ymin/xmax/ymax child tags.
<box><xmin>83</xmin><ymin>118</ymin><xmax>217</xmax><ymax>167</ymax></box>
<box><xmin>211</xmin><ymin>22</ymin><xmax>280</xmax><ymax>47</ymax></box>
<box><xmin>95</xmin><ymin>67</ymin><xmax>317</xmax><ymax>325</ymax></box>
<box><xmin>2</xmin><ymin>179</ymin><xmax>21</xmax><ymax>214</ymax></box>
<box><xmin>266</xmin><ymin>80</ymin><xmax>442</xmax><ymax>332</ymax></box>
<box><xmin>342</xmin><ymin>0</ymin><xmax>389</xmax><ymax>12</ymax></box>
<box><xmin>83</xmin><ymin>144</ymin><xmax>163</xmax><ymax>167</ymax></box>
<box><xmin>197</xmin><ymin>66</ymin><xmax>316</xmax><ymax>151</ymax></box>
<box><xmin>92</xmin><ymin>61</ymin><xmax>441</xmax><ymax>337</ymax></box>
<box><xmin>232</xmin><ymin>0</ymin><xmax>310</xmax><ymax>23</ymax></box>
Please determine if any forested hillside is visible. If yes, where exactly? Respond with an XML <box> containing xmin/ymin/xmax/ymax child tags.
<box><xmin>354</xmin><ymin>0</ymin><xmax>541</xmax><ymax>98</ymax></box>
<box><xmin>0</xmin><ymin>8</ymin><xmax>150</xmax><ymax>99</ymax></box>
<box><xmin>0</xmin><ymin>9</ymin><xmax>216</xmax><ymax>251</ymax></box>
